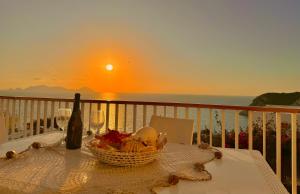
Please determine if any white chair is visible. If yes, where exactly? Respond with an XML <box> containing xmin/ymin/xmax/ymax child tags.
<box><xmin>149</xmin><ymin>115</ymin><xmax>194</xmax><ymax>145</ymax></box>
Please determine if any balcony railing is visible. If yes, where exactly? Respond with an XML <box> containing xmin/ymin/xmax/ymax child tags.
<box><xmin>0</xmin><ymin>95</ymin><xmax>299</xmax><ymax>194</ymax></box>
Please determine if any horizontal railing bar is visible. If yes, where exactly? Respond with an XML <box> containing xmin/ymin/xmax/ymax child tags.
<box><xmin>1</xmin><ymin>96</ymin><xmax>300</xmax><ymax>113</ymax></box>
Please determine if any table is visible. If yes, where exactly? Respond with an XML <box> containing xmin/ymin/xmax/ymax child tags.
<box><xmin>0</xmin><ymin>132</ymin><xmax>289</xmax><ymax>194</ymax></box>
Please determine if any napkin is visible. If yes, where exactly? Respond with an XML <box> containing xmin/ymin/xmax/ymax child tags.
<box><xmin>0</xmin><ymin>113</ymin><xmax>8</xmax><ymax>144</ymax></box>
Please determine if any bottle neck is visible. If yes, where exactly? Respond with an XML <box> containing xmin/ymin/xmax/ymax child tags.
<box><xmin>73</xmin><ymin>94</ymin><xmax>80</xmax><ymax>112</ymax></box>
<box><xmin>73</xmin><ymin>101</ymin><xmax>80</xmax><ymax>111</ymax></box>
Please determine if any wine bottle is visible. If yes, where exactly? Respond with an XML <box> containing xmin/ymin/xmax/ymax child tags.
<box><xmin>66</xmin><ymin>93</ymin><xmax>83</xmax><ymax>149</ymax></box>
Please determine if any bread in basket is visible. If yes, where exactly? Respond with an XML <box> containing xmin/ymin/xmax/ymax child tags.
<box><xmin>87</xmin><ymin>127</ymin><xmax>167</xmax><ymax>167</ymax></box>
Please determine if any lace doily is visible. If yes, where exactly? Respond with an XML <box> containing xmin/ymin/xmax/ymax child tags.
<box><xmin>0</xmin><ymin>143</ymin><xmax>216</xmax><ymax>194</ymax></box>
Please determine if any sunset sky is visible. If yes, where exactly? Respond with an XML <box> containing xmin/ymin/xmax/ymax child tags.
<box><xmin>0</xmin><ymin>0</ymin><xmax>299</xmax><ymax>96</ymax></box>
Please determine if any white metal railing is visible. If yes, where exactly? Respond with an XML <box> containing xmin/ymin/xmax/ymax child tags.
<box><xmin>0</xmin><ymin>95</ymin><xmax>299</xmax><ymax>193</ymax></box>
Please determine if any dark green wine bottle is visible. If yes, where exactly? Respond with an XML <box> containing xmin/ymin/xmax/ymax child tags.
<box><xmin>66</xmin><ymin>93</ymin><xmax>83</xmax><ymax>149</ymax></box>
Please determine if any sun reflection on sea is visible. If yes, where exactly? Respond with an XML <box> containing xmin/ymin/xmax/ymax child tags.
<box><xmin>99</xmin><ymin>93</ymin><xmax>117</xmax><ymax>101</ymax></box>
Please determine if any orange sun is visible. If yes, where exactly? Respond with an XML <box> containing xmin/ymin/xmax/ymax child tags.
<box><xmin>105</xmin><ymin>64</ymin><xmax>113</xmax><ymax>71</ymax></box>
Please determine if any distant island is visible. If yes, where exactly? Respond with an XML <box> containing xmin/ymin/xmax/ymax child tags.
<box><xmin>0</xmin><ymin>85</ymin><xmax>99</xmax><ymax>99</ymax></box>
<box><xmin>248</xmin><ymin>92</ymin><xmax>300</xmax><ymax>106</ymax></box>
<box><xmin>240</xmin><ymin>92</ymin><xmax>300</xmax><ymax>116</ymax></box>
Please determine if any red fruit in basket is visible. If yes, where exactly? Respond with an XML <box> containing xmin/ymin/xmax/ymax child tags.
<box><xmin>118</xmin><ymin>132</ymin><xmax>132</xmax><ymax>139</ymax></box>
<box><xmin>95</xmin><ymin>129</ymin><xmax>132</xmax><ymax>150</ymax></box>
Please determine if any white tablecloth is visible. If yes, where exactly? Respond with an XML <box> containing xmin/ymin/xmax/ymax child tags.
<box><xmin>0</xmin><ymin>132</ymin><xmax>289</xmax><ymax>194</ymax></box>
<box><xmin>154</xmin><ymin>148</ymin><xmax>289</xmax><ymax>194</ymax></box>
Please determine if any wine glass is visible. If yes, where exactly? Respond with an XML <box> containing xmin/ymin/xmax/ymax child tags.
<box><xmin>89</xmin><ymin>110</ymin><xmax>105</xmax><ymax>135</ymax></box>
<box><xmin>55</xmin><ymin>108</ymin><xmax>72</xmax><ymax>142</ymax></box>
<box><xmin>156</xmin><ymin>129</ymin><xmax>168</xmax><ymax>150</ymax></box>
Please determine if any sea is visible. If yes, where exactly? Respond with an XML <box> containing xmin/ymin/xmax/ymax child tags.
<box><xmin>98</xmin><ymin>93</ymin><xmax>253</xmax><ymax>105</ymax></box>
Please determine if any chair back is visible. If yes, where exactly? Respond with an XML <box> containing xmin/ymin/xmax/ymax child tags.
<box><xmin>149</xmin><ymin>115</ymin><xmax>194</xmax><ymax>145</ymax></box>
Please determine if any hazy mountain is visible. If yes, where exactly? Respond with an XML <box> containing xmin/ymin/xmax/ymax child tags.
<box><xmin>0</xmin><ymin>85</ymin><xmax>99</xmax><ymax>99</ymax></box>
<box><xmin>249</xmin><ymin>92</ymin><xmax>300</xmax><ymax>106</ymax></box>
<box><xmin>240</xmin><ymin>92</ymin><xmax>300</xmax><ymax>116</ymax></box>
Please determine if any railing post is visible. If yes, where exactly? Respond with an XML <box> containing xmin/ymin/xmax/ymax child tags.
<box><xmin>221</xmin><ymin>110</ymin><xmax>226</xmax><ymax>148</ymax></box>
<box><xmin>0</xmin><ymin>98</ymin><xmax>3</xmax><ymax>112</ymax></box>
<box><xmin>18</xmin><ymin>100</ymin><xmax>21</xmax><ymax>135</ymax></box>
<box><xmin>98</xmin><ymin>103</ymin><xmax>103</xmax><ymax>132</ymax></box>
<box><xmin>105</xmin><ymin>102</ymin><xmax>110</xmax><ymax>131</ymax></box>
<box><xmin>97</xmin><ymin>103</ymin><xmax>101</xmax><ymax>111</ymax></box>
<box><xmin>209</xmin><ymin>109</ymin><xmax>213</xmax><ymax>146</ymax></box>
<box><xmin>81</xmin><ymin>102</ymin><xmax>85</xmax><ymax>119</ymax></box>
<box><xmin>262</xmin><ymin>112</ymin><xmax>267</xmax><ymax>159</ymax></box>
<box><xmin>23</xmin><ymin>100</ymin><xmax>28</xmax><ymax>136</ymax></box>
<box><xmin>234</xmin><ymin>110</ymin><xmax>239</xmax><ymax>149</ymax></box>
<box><xmin>6</xmin><ymin>99</ymin><xmax>9</xmax><ymax>115</ymax></box>
<box><xmin>30</xmin><ymin>100</ymin><xmax>34</xmax><ymax>136</ymax></box>
<box><xmin>11</xmin><ymin>99</ymin><xmax>16</xmax><ymax>138</ymax></box>
<box><xmin>275</xmin><ymin>112</ymin><xmax>281</xmax><ymax>180</ymax></box>
<box><xmin>124</xmin><ymin>104</ymin><xmax>127</xmax><ymax>132</ymax></box>
<box><xmin>1</xmin><ymin>98</ymin><xmax>4</xmax><ymax>112</ymax></box>
<box><xmin>143</xmin><ymin>105</ymin><xmax>147</xmax><ymax>126</ymax></box>
<box><xmin>248</xmin><ymin>111</ymin><xmax>253</xmax><ymax>150</ymax></box>
<box><xmin>50</xmin><ymin>101</ymin><xmax>55</xmax><ymax>131</ymax></box>
<box><xmin>163</xmin><ymin>106</ymin><xmax>167</xmax><ymax>117</ymax></box>
<box><xmin>81</xmin><ymin>102</ymin><xmax>85</xmax><ymax>133</ymax></box>
<box><xmin>89</xmin><ymin>103</ymin><xmax>92</xmax><ymax>132</ymax></box>
<box><xmin>43</xmin><ymin>101</ymin><xmax>48</xmax><ymax>133</ymax></box>
<box><xmin>36</xmin><ymin>100</ymin><xmax>41</xmax><ymax>135</ymax></box>
<box><xmin>174</xmin><ymin>106</ymin><xmax>178</xmax><ymax>118</ymax></box>
<box><xmin>153</xmin><ymin>105</ymin><xmax>157</xmax><ymax>116</ymax></box>
<box><xmin>3</xmin><ymin>99</ymin><xmax>9</xmax><ymax>138</ymax></box>
<box><xmin>291</xmin><ymin>113</ymin><xmax>297</xmax><ymax>194</ymax></box>
<box><xmin>197</xmin><ymin>108</ymin><xmax>201</xmax><ymax>144</ymax></box>
<box><xmin>133</xmin><ymin>104</ymin><xmax>137</xmax><ymax>132</ymax></box>
<box><xmin>115</xmin><ymin>104</ymin><xmax>119</xmax><ymax>130</ymax></box>
<box><xmin>185</xmin><ymin>107</ymin><xmax>189</xmax><ymax>119</ymax></box>
<box><xmin>65</xmin><ymin>102</ymin><xmax>69</xmax><ymax>109</ymax></box>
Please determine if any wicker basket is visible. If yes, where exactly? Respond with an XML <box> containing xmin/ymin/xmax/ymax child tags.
<box><xmin>88</xmin><ymin>145</ymin><xmax>160</xmax><ymax>167</ymax></box>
